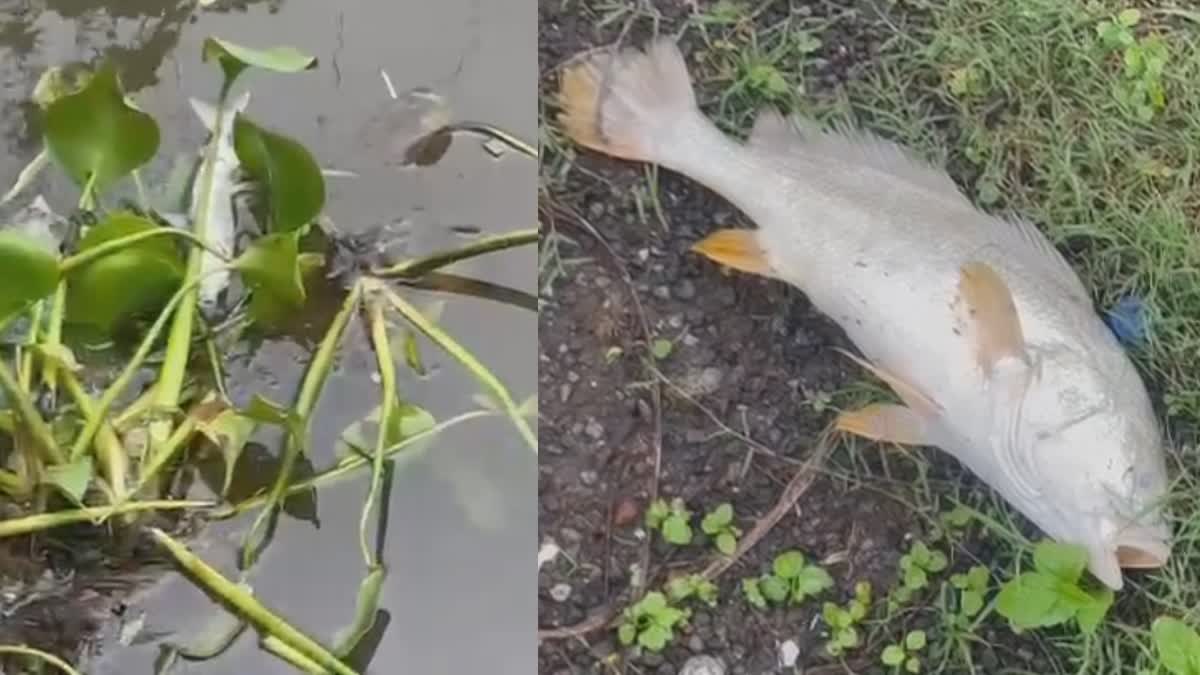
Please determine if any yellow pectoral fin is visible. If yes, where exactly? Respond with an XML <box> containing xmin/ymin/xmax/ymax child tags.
<box><xmin>957</xmin><ymin>261</ymin><xmax>1029</xmax><ymax>375</ymax></box>
<box><xmin>691</xmin><ymin>229</ymin><xmax>772</xmax><ymax>277</ymax></box>
<box><xmin>836</xmin><ymin>403</ymin><xmax>929</xmax><ymax>446</ymax></box>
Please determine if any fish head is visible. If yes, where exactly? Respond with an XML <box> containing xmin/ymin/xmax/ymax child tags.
<box><xmin>1014</xmin><ymin>357</ymin><xmax>1172</xmax><ymax>590</ymax></box>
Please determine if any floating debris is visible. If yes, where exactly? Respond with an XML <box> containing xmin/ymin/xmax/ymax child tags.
<box><xmin>1103</xmin><ymin>295</ymin><xmax>1148</xmax><ymax>348</ymax></box>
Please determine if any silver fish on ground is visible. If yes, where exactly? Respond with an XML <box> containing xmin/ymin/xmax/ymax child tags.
<box><xmin>187</xmin><ymin>91</ymin><xmax>251</xmax><ymax>321</ymax></box>
<box><xmin>557</xmin><ymin>38</ymin><xmax>1172</xmax><ymax>590</ymax></box>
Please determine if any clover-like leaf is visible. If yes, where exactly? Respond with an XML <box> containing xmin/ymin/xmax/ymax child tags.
<box><xmin>1152</xmin><ymin>617</ymin><xmax>1200</xmax><ymax>675</ymax></box>
<box><xmin>617</xmin><ymin>623</ymin><xmax>637</xmax><ymax>646</ymax></box>
<box><xmin>773</xmin><ymin>551</ymin><xmax>806</xmax><ymax>579</ymax></box>
<box><xmin>661</xmin><ymin>515</ymin><xmax>693</xmax><ymax>545</ymax></box>
<box><xmin>701</xmin><ymin>503</ymin><xmax>733</xmax><ymax>534</ymax></box>
<box><xmin>882</xmin><ymin>645</ymin><xmax>905</xmax><ymax>667</ymax></box>
<box><xmin>0</xmin><ymin>232</ymin><xmax>60</xmax><ymax>324</ymax></box>
<box><xmin>639</xmin><ymin>623</ymin><xmax>669</xmax><ymax>651</ymax></box>
<box><xmin>42</xmin><ymin>62</ymin><xmax>159</xmax><ymax>195</ymax></box>
<box><xmin>906</xmin><ymin>630</ymin><xmax>927</xmax><ymax>651</ymax></box>
<box><xmin>760</xmin><ymin>575</ymin><xmax>789</xmax><ymax>604</ymax></box>
<box><xmin>715</xmin><ymin>532</ymin><xmax>737</xmax><ymax>556</ymax></box>
<box><xmin>742</xmin><ymin>578</ymin><xmax>767</xmax><ymax>609</ymax></box>
<box><xmin>793</xmin><ymin>565</ymin><xmax>834</xmax><ymax>600</ymax></box>
<box><xmin>233</xmin><ymin>115</ymin><xmax>325</xmax><ymax>232</ymax></box>
<box><xmin>1033</xmin><ymin>540</ymin><xmax>1088</xmax><ymax>583</ymax></box>
<box><xmin>64</xmin><ymin>212</ymin><xmax>184</xmax><ymax>333</ymax></box>
<box><xmin>995</xmin><ymin>572</ymin><xmax>1073</xmax><ymax>629</ymax></box>
<box><xmin>202</xmin><ymin>37</ymin><xmax>317</xmax><ymax>87</ymax></box>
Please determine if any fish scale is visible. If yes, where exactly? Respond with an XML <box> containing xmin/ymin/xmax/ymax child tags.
<box><xmin>558</xmin><ymin>37</ymin><xmax>1171</xmax><ymax>590</ymax></box>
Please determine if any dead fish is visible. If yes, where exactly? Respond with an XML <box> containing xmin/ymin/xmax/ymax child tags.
<box><xmin>188</xmin><ymin>91</ymin><xmax>252</xmax><ymax>320</ymax></box>
<box><xmin>558</xmin><ymin>38</ymin><xmax>1172</xmax><ymax>590</ymax></box>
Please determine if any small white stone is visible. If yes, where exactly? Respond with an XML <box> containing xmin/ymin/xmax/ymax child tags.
<box><xmin>537</xmin><ymin>540</ymin><xmax>560</xmax><ymax>571</ymax></box>
<box><xmin>549</xmin><ymin>583</ymin><xmax>572</xmax><ymax>602</ymax></box>
<box><xmin>680</xmin><ymin>655</ymin><xmax>725</xmax><ymax>675</ymax></box>
<box><xmin>778</xmin><ymin>639</ymin><xmax>800</xmax><ymax>667</ymax></box>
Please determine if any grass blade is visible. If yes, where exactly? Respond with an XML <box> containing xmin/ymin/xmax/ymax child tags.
<box><xmin>372</xmin><ymin>227</ymin><xmax>537</xmax><ymax>279</ymax></box>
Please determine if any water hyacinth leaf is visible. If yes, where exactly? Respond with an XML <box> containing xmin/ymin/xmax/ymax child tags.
<box><xmin>195</xmin><ymin>405</ymin><xmax>259</xmax><ymax>498</ymax></box>
<box><xmin>42</xmin><ymin>63</ymin><xmax>159</xmax><ymax>195</ymax></box>
<box><xmin>32</xmin><ymin>66</ymin><xmax>93</xmax><ymax>110</ymax></box>
<box><xmin>0</xmin><ymin>232</ymin><xmax>60</xmax><ymax>323</ymax></box>
<box><xmin>333</xmin><ymin>566</ymin><xmax>386</xmax><ymax>658</ymax></box>
<box><xmin>234</xmin><ymin>229</ymin><xmax>307</xmax><ymax>326</ymax></box>
<box><xmin>64</xmin><ymin>212</ymin><xmax>184</xmax><ymax>333</ymax></box>
<box><xmin>42</xmin><ymin>456</ymin><xmax>94</xmax><ymax>504</ymax></box>
<box><xmin>336</xmin><ymin>402</ymin><xmax>435</xmax><ymax>458</ymax></box>
<box><xmin>202</xmin><ymin>37</ymin><xmax>317</xmax><ymax>86</ymax></box>
<box><xmin>233</xmin><ymin>115</ymin><xmax>325</xmax><ymax>232</ymax></box>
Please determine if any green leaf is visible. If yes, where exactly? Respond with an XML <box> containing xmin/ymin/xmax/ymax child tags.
<box><xmin>651</xmin><ymin>338</ymin><xmax>673</xmax><ymax>360</ymax></box>
<box><xmin>638</xmin><ymin>591</ymin><xmax>667</xmax><ymax>614</ymax></box>
<box><xmin>661</xmin><ymin>515</ymin><xmax>693</xmax><ymax>545</ymax></box>
<box><xmin>793</xmin><ymin>565</ymin><xmax>834</xmax><ymax>599</ymax></box>
<box><xmin>42</xmin><ymin>456</ymin><xmax>93</xmax><ymax>503</ymax></box>
<box><xmin>241</xmin><ymin>393</ymin><xmax>295</xmax><ymax>427</ymax></box>
<box><xmin>233</xmin><ymin>115</ymin><xmax>325</xmax><ymax>232</ymax></box>
<box><xmin>1033</xmin><ymin>541</ymin><xmax>1088</xmax><ymax>583</ymax></box>
<box><xmin>0</xmin><ymin>232</ymin><xmax>60</xmax><ymax>323</ymax></box>
<box><xmin>235</xmin><ymin>230</ymin><xmax>307</xmax><ymax>325</ymax></box>
<box><xmin>906</xmin><ymin>630</ymin><xmax>927</xmax><ymax>651</ymax></box>
<box><xmin>760</xmin><ymin>575</ymin><xmax>789</xmax><ymax>604</ymax></box>
<box><xmin>1152</xmin><ymin>617</ymin><xmax>1200</xmax><ymax>675</ymax></box>
<box><xmin>202</xmin><ymin>37</ymin><xmax>318</xmax><ymax>86</ymax></box>
<box><xmin>715</xmin><ymin>532</ymin><xmax>737</xmax><ymax>556</ymax></box>
<box><xmin>332</xmin><ymin>565</ymin><xmax>385</xmax><ymax>657</ymax></box>
<box><xmin>194</xmin><ymin>405</ymin><xmax>258</xmax><ymax>497</ymax></box>
<box><xmin>645</xmin><ymin>499</ymin><xmax>670</xmax><ymax>529</ymax></box>
<box><xmin>64</xmin><ymin>212</ymin><xmax>184</xmax><ymax>333</ymax></box>
<box><xmin>926</xmin><ymin>550</ymin><xmax>948</xmax><ymax>573</ymax></box>
<box><xmin>742</xmin><ymin>578</ymin><xmax>767</xmax><ymax>609</ymax></box>
<box><xmin>618</xmin><ymin>623</ymin><xmax>637</xmax><ymax>646</ymax></box>
<box><xmin>701</xmin><ymin>503</ymin><xmax>733</xmax><ymax>533</ymax></box>
<box><xmin>1075</xmin><ymin>589</ymin><xmax>1113</xmax><ymax>635</ymax></box>
<box><xmin>837</xmin><ymin>626</ymin><xmax>860</xmax><ymax>648</ymax></box>
<box><xmin>996</xmin><ymin>573</ymin><xmax>1073</xmax><ymax>629</ymax></box>
<box><xmin>960</xmin><ymin>589</ymin><xmax>983</xmax><ymax>617</ymax></box>
<box><xmin>42</xmin><ymin>62</ymin><xmax>159</xmax><ymax>195</ymax></box>
<box><xmin>1118</xmin><ymin>8</ymin><xmax>1141</xmax><ymax>27</ymax></box>
<box><xmin>904</xmin><ymin>566</ymin><xmax>928</xmax><ymax>590</ymax></box>
<box><xmin>905</xmin><ymin>656</ymin><xmax>921</xmax><ymax>674</ymax></box>
<box><xmin>639</xmin><ymin>623</ymin><xmax>670</xmax><ymax>651</ymax></box>
<box><xmin>773</xmin><ymin>551</ymin><xmax>806</xmax><ymax>579</ymax></box>
<box><xmin>881</xmin><ymin>645</ymin><xmax>905</xmax><ymax>666</ymax></box>
<box><xmin>966</xmin><ymin>565</ymin><xmax>989</xmax><ymax>589</ymax></box>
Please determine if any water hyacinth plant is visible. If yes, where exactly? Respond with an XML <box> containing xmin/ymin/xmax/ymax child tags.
<box><xmin>0</xmin><ymin>35</ymin><xmax>536</xmax><ymax>674</ymax></box>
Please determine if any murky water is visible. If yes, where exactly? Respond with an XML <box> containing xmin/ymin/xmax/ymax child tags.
<box><xmin>0</xmin><ymin>0</ymin><xmax>534</xmax><ymax>673</ymax></box>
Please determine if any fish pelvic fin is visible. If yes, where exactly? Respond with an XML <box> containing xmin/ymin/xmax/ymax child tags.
<box><xmin>834</xmin><ymin>347</ymin><xmax>942</xmax><ymax>418</ymax></box>
<box><xmin>836</xmin><ymin>403</ymin><xmax>929</xmax><ymax>446</ymax></box>
<box><xmin>957</xmin><ymin>261</ymin><xmax>1029</xmax><ymax>376</ymax></box>
<box><xmin>557</xmin><ymin>38</ymin><xmax>697</xmax><ymax>163</ymax></box>
<box><xmin>691</xmin><ymin>229</ymin><xmax>772</xmax><ymax>277</ymax></box>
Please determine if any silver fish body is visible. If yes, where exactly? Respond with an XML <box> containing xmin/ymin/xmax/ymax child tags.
<box><xmin>559</xmin><ymin>38</ymin><xmax>1171</xmax><ymax>589</ymax></box>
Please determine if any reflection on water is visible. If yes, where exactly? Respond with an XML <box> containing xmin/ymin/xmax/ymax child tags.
<box><xmin>0</xmin><ymin>0</ymin><xmax>534</xmax><ymax>673</ymax></box>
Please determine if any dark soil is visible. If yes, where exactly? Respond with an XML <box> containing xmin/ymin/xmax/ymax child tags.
<box><xmin>538</xmin><ymin>2</ymin><xmax>920</xmax><ymax>673</ymax></box>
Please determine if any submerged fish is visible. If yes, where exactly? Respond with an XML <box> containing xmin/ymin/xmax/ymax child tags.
<box><xmin>558</xmin><ymin>39</ymin><xmax>1172</xmax><ymax>590</ymax></box>
<box><xmin>187</xmin><ymin>91</ymin><xmax>251</xmax><ymax>320</ymax></box>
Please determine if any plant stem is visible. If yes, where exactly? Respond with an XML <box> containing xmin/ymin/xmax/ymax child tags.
<box><xmin>0</xmin><ymin>499</ymin><xmax>212</xmax><ymax>538</ymax></box>
<box><xmin>240</xmin><ymin>281</ymin><xmax>363</xmax><ymax>570</ymax></box>
<box><xmin>362</xmin><ymin>296</ymin><xmax>395</xmax><ymax>566</ymax></box>
<box><xmin>132</xmin><ymin>413</ymin><xmax>198</xmax><ymax>498</ymax></box>
<box><xmin>59</xmin><ymin>226</ymin><xmax>232</xmax><ymax>275</ymax></box>
<box><xmin>150</xmin><ymin>528</ymin><xmax>359</xmax><ymax>675</ymax></box>
<box><xmin>60</xmin><ymin>367</ymin><xmax>127</xmax><ymax>501</ymax></box>
<box><xmin>18</xmin><ymin>300</ymin><xmax>43</xmax><ymax>391</ymax></box>
<box><xmin>380</xmin><ymin>284</ymin><xmax>536</xmax><ymax>453</ymax></box>
<box><xmin>0</xmin><ymin>357</ymin><xmax>65</xmax><ymax>464</ymax></box>
<box><xmin>371</xmin><ymin>227</ymin><xmax>538</xmax><ymax>278</ymax></box>
<box><xmin>214</xmin><ymin>410</ymin><xmax>490</xmax><ymax>518</ymax></box>
<box><xmin>0</xmin><ymin>646</ymin><xmax>82</xmax><ymax>675</ymax></box>
<box><xmin>445</xmin><ymin>121</ymin><xmax>538</xmax><ymax>158</ymax></box>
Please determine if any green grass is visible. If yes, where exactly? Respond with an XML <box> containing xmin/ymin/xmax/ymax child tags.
<box><xmin>542</xmin><ymin>0</ymin><xmax>1200</xmax><ymax>672</ymax></box>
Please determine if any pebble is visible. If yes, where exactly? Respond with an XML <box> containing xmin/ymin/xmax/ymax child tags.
<box><xmin>653</xmin><ymin>285</ymin><xmax>671</xmax><ymax>300</ymax></box>
<box><xmin>680</xmin><ymin>655</ymin><xmax>725</xmax><ymax>675</ymax></box>
<box><xmin>778</xmin><ymin>639</ymin><xmax>800</xmax><ymax>667</ymax></box>
<box><xmin>589</xmin><ymin>201</ymin><xmax>605</xmax><ymax>218</ymax></box>
<box><xmin>584</xmin><ymin>419</ymin><xmax>605</xmax><ymax>440</ymax></box>
<box><xmin>549</xmin><ymin>583</ymin><xmax>572</xmax><ymax>602</ymax></box>
<box><xmin>672</xmin><ymin>279</ymin><xmax>696</xmax><ymax>300</ymax></box>
<box><xmin>579</xmin><ymin>470</ymin><xmax>599</xmax><ymax>486</ymax></box>
<box><xmin>560</xmin><ymin>384</ymin><xmax>572</xmax><ymax>403</ymax></box>
<box><xmin>687</xmin><ymin>634</ymin><xmax>705</xmax><ymax>652</ymax></box>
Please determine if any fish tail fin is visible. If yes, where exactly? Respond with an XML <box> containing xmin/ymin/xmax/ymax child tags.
<box><xmin>557</xmin><ymin>38</ymin><xmax>698</xmax><ymax>163</ymax></box>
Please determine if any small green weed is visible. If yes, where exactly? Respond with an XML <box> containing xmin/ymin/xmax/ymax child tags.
<box><xmin>995</xmin><ymin>540</ymin><xmax>1113</xmax><ymax>635</ymax></box>
<box><xmin>700</xmin><ymin>503</ymin><xmax>741</xmax><ymax>555</ymax></box>
<box><xmin>645</xmin><ymin>497</ymin><xmax>693</xmax><ymax>545</ymax></box>
<box><xmin>947</xmin><ymin>564</ymin><xmax>990</xmax><ymax>627</ymax></box>
<box><xmin>743</xmin><ymin>550</ymin><xmax>834</xmax><ymax>609</ymax></box>
<box><xmin>822</xmin><ymin>581</ymin><xmax>872</xmax><ymax>657</ymax></box>
<box><xmin>617</xmin><ymin>591</ymin><xmax>690</xmax><ymax>652</ymax></box>
<box><xmin>1096</xmin><ymin>8</ymin><xmax>1168</xmax><ymax>122</ymax></box>
<box><xmin>881</xmin><ymin>630</ymin><xmax>928</xmax><ymax>674</ymax></box>
<box><xmin>888</xmin><ymin>540</ymin><xmax>948</xmax><ymax>612</ymax></box>
<box><xmin>666</xmin><ymin>573</ymin><xmax>719</xmax><ymax>607</ymax></box>
<box><xmin>650</xmin><ymin>338</ymin><xmax>674</xmax><ymax>360</ymax></box>
<box><xmin>1152</xmin><ymin>616</ymin><xmax>1200</xmax><ymax>675</ymax></box>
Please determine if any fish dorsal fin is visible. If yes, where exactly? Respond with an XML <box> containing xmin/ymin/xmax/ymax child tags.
<box><xmin>996</xmin><ymin>213</ymin><xmax>1091</xmax><ymax>299</ymax></box>
<box><xmin>957</xmin><ymin>261</ymin><xmax>1030</xmax><ymax>376</ymax></box>
<box><xmin>747</xmin><ymin>109</ymin><xmax>973</xmax><ymax>204</ymax></box>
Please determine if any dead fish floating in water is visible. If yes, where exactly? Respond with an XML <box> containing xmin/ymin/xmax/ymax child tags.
<box><xmin>558</xmin><ymin>38</ymin><xmax>1172</xmax><ymax>590</ymax></box>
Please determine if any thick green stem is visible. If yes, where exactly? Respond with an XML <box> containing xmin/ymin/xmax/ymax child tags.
<box><xmin>18</xmin><ymin>300</ymin><xmax>43</xmax><ymax>391</ymax></box>
<box><xmin>240</xmin><ymin>281</ymin><xmax>364</xmax><ymax>569</ymax></box>
<box><xmin>380</xmin><ymin>284</ymin><xmax>536</xmax><ymax>453</ymax></box>
<box><xmin>0</xmin><ymin>358</ymin><xmax>64</xmax><ymax>465</ymax></box>
<box><xmin>0</xmin><ymin>646</ymin><xmax>82</xmax><ymax>675</ymax></box>
<box><xmin>151</xmin><ymin>529</ymin><xmax>359</xmax><ymax>675</ymax></box>
<box><xmin>371</xmin><ymin>227</ymin><xmax>538</xmax><ymax>278</ymax></box>
<box><xmin>60</xmin><ymin>367</ymin><xmax>127</xmax><ymax>501</ymax></box>
<box><xmin>0</xmin><ymin>499</ymin><xmax>212</xmax><ymax>538</ymax></box>
<box><xmin>362</xmin><ymin>296</ymin><xmax>395</xmax><ymax>566</ymax></box>
<box><xmin>40</xmin><ymin>284</ymin><xmax>67</xmax><ymax>397</ymax></box>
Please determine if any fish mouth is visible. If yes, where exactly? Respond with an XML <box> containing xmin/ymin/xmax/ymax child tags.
<box><xmin>1114</xmin><ymin>526</ymin><xmax>1171</xmax><ymax>569</ymax></box>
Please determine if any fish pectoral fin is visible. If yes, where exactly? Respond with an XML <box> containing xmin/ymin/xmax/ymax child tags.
<box><xmin>836</xmin><ymin>403</ymin><xmax>929</xmax><ymax>446</ymax></box>
<box><xmin>834</xmin><ymin>347</ymin><xmax>942</xmax><ymax>418</ymax></box>
<box><xmin>691</xmin><ymin>229</ymin><xmax>772</xmax><ymax>277</ymax></box>
<box><xmin>957</xmin><ymin>261</ymin><xmax>1029</xmax><ymax>376</ymax></box>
